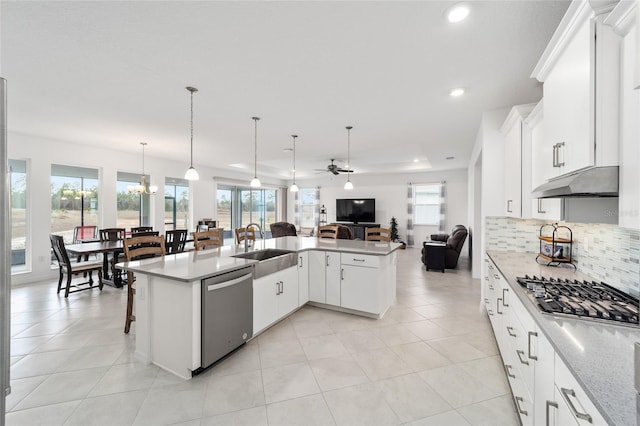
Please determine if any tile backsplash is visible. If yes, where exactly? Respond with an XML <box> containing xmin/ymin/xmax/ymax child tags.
<box><xmin>486</xmin><ymin>217</ymin><xmax>640</xmax><ymax>297</ymax></box>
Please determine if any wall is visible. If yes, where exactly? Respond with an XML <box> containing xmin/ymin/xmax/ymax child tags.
<box><xmin>288</xmin><ymin>169</ymin><xmax>469</xmax><ymax>250</ymax></box>
<box><xmin>8</xmin><ymin>131</ymin><xmax>286</xmax><ymax>285</ymax></box>
<box><xmin>486</xmin><ymin>216</ymin><xmax>640</xmax><ymax>297</ymax></box>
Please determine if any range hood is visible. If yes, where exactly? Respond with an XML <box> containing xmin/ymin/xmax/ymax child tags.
<box><xmin>532</xmin><ymin>166</ymin><xmax>619</xmax><ymax>198</ymax></box>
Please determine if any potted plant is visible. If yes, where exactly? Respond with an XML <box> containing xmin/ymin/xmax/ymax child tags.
<box><xmin>389</xmin><ymin>217</ymin><xmax>406</xmax><ymax>249</ymax></box>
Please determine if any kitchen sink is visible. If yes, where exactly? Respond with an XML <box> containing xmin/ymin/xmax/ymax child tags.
<box><xmin>232</xmin><ymin>249</ymin><xmax>297</xmax><ymax>278</ymax></box>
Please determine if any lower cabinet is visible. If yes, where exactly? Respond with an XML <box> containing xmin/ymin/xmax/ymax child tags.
<box><xmin>485</xmin><ymin>255</ymin><xmax>606</xmax><ymax>426</ymax></box>
<box><xmin>308</xmin><ymin>250</ymin><xmax>340</xmax><ymax>304</ymax></box>
<box><xmin>297</xmin><ymin>251</ymin><xmax>309</xmax><ymax>306</ymax></box>
<box><xmin>340</xmin><ymin>264</ymin><xmax>379</xmax><ymax>313</ymax></box>
<box><xmin>253</xmin><ymin>266</ymin><xmax>298</xmax><ymax>334</ymax></box>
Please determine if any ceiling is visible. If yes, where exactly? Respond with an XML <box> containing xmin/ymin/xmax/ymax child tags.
<box><xmin>1</xmin><ymin>1</ymin><xmax>570</xmax><ymax>182</ymax></box>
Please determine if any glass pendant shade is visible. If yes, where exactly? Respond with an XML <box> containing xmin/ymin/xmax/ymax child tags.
<box><xmin>129</xmin><ymin>142</ymin><xmax>157</xmax><ymax>195</ymax></box>
<box><xmin>290</xmin><ymin>183</ymin><xmax>299</xmax><ymax>192</ymax></box>
<box><xmin>184</xmin><ymin>166</ymin><xmax>199</xmax><ymax>181</ymax></box>
<box><xmin>344</xmin><ymin>180</ymin><xmax>353</xmax><ymax>190</ymax></box>
<box><xmin>185</xmin><ymin>86</ymin><xmax>200</xmax><ymax>181</ymax></box>
<box><xmin>250</xmin><ymin>177</ymin><xmax>261</xmax><ymax>188</ymax></box>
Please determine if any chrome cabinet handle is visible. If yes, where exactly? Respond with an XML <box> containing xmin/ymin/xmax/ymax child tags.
<box><xmin>505</xmin><ymin>364</ymin><xmax>516</xmax><ymax>378</ymax></box>
<box><xmin>561</xmin><ymin>388</ymin><xmax>592</xmax><ymax>423</ymax></box>
<box><xmin>515</xmin><ymin>396</ymin><xmax>528</xmax><ymax>416</ymax></box>
<box><xmin>528</xmin><ymin>331</ymin><xmax>538</xmax><ymax>360</ymax></box>
<box><xmin>556</xmin><ymin>142</ymin><xmax>565</xmax><ymax>167</ymax></box>
<box><xmin>299</xmin><ymin>256</ymin><xmax>303</xmax><ymax>267</ymax></box>
<box><xmin>506</xmin><ymin>326</ymin><xmax>516</xmax><ymax>337</ymax></box>
<box><xmin>484</xmin><ymin>298</ymin><xmax>489</xmax><ymax>304</ymax></box>
<box><xmin>488</xmin><ymin>284</ymin><xmax>494</xmax><ymax>290</ymax></box>
<box><xmin>538</xmin><ymin>198</ymin><xmax>547</xmax><ymax>214</ymax></box>
<box><xmin>493</xmin><ymin>274</ymin><xmax>500</xmax><ymax>280</ymax></box>
<box><xmin>496</xmin><ymin>298</ymin><xmax>502</xmax><ymax>315</ymax></box>
<box><xmin>502</xmin><ymin>288</ymin><xmax>509</xmax><ymax>306</ymax></box>
<box><xmin>488</xmin><ymin>309</ymin><xmax>494</xmax><ymax>316</ymax></box>
<box><xmin>280</xmin><ymin>281</ymin><xmax>284</xmax><ymax>294</ymax></box>
<box><xmin>553</xmin><ymin>144</ymin><xmax>558</xmax><ymax>167</ymax></box>
<box><xmin>276</xmin><ymin>282</ymin><xmax>280</xmax><ymax>295</ymax></box>
<box><xmin>341</xmin><ymin>269</ymin><xmax>344</xmax><ymax>280</ymax></box>
<box><xmin>517</xmin><ymin>350</ymin><xmax>529</xmax><ymax>365</ymax></box>
<box><xmin>546</xmin><ymin>401</ymin><xmax>558</xmax><ymax>426</ymax></box>
<box><xmin>507</xmin><ymin>199</ymin><xmax>513</xmax><ymax>213</ymax></box>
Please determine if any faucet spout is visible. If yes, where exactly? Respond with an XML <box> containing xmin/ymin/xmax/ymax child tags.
<box><xmin>247</xmin><ymin>223</ymin><xmax>264</xmax><ymax>240</ymax></box>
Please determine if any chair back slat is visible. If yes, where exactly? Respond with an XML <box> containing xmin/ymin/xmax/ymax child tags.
<box><xmin>165</xmin><ymin>229</ymin><xmax>188</xmax><ymax>254</ymax></box>
<box><xmin>193</xmin><ymin>228</ymin><xmax>224</xmax><ymax>250</ymax></box>
<box><xmin>317</xmin><ymin>225</ymin><xmax>339</xmax><ymax>239</ymax></box>
<box><xmin>365</xmin><ymin>227</ymin><xmax>392</xmax><ymax>242</ymax></box>
<box><xmin>123</xmin><ymin>235</ymin><xmax>166</xmax><ymax>262</ymax></box>
<box><xmin>50</xmin><ymin>234</ymin><xmax>72</xmax><ymax>268</ymax></box>
<box><xmin>100</xmin><ymin>228</ymin><xmax>126</xmax><ymax>242</ymax></box>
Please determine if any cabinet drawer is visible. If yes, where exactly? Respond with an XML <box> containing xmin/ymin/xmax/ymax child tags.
<box><xmin>554</xmin><ymin>354</ymin><xmax>607</xmax><ymax>425</ymax></box>
<box><xmin>341</xmin><ymin>253</ymin><xmax>379</xmax><ymax>268</ymax></box>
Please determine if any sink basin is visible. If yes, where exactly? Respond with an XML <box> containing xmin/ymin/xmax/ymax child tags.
<box><xmin>232</xmin><ymin>249</ymin><xmax>297</xmax><ymax>278</ymax></box>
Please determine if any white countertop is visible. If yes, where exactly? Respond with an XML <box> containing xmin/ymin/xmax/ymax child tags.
<box><xmin>487</xmin><ymin>251</ymin><xmax>640</xmax><ymax>426</ymax></box>
<box><xmin>118</xmin><ymin>236</ymin><xmax>401</xmax><ymax>282</ymax></box>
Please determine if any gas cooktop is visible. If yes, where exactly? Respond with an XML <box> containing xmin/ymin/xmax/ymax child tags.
<box><xmin>516</xmin><ymin>275</ymin><xmax>639</xmax><ymax>326</ymax></box>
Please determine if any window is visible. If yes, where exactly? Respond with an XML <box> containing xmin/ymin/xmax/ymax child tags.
<box><xmin>165</xmin><ymin>177</ymin><xmax>189</xmax><ymax>231</ymax></box>
<box><xmin>10</xmin><ymin>159</ymin><xmax>28</xmax><ymax>271</ymax></box>
<box><xmin>117</xmin><ymin>171</ymin><xmax>150</xmax><ymax>229</ymax></box>
<box><xmin>299</xmin><ymin>188</ymin><xmax>317</xmax><ymax>228</ymax></box>
<box><xmin>414</xmin><ymin>183</ymin><xmax>441</xmax><ymax>225</ymax></box>
<box><xmin>217</xmin><ymin>184</ymin><xmax>279</xmax><ymax>238</ymax></box>
<box><xmin>51</xmin><ymin>164</ymin><xmax>99</xmax><ymax>243</ymax></box>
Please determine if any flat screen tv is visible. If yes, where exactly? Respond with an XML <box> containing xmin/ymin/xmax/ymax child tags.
<box><xmin>336</xmin><ymin>198</ymin><xmax>375</xmax><ymax>224</ymax></box>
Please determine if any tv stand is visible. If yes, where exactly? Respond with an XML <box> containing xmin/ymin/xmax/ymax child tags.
<box><xmin>334</xmin><ymin>223</ymin><xmax>380</xmax><ymax>240</ymax></box>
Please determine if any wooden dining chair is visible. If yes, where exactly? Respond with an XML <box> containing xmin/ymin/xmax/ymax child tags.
<box><xmin>165</xmin><ymin>229</ymin><xmax>188</xmax><ymax>254</ymax></box>
<box><xmin>99</xmin><ymin>228</ymin><xmax>126</xmax><ymax>242</ymax></box>
<box><xmin>235</xmin><ymin>227</ymin><xmax>256</xmax><ymax>244</ymax></box>
<box><xmin>193</xmin><ymin>228</ymin><xmax>224</xmax><ymax>250</ymax></box>
<box><xmin>50</xmin><ymin>234</ymin><xmax>104</xmax><ymax>298</ymax></box>
<box><xmin>72</xmin><ymin>225</ymin><xmax>99</xmax><ymax>262</ymax></box>
<box><xmin>122</xmin><ymin>234</ymin><xmax>166</xmax><ymax>333</ymax></box>
<box><xmin>365</xmin><ymin>227</ymin><xmax>392</xmax><ymax>242</ymax></box>
<box><xmin>317</xmin><ymin>225</ymin><xmax>339</xmax><ymax>239</ymax></box>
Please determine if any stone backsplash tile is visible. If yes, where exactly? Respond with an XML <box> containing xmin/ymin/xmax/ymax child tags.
<box><xmin>486</xmin><ymin>216</ymin><xmax>640</xmax><ymax>296</ymax></box>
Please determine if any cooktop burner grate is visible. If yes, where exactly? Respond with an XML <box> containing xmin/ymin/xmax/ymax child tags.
<box><xmin>516</xmin><ymin>275</ymin><xmax>639</xmax><ymax>326</ymax></box>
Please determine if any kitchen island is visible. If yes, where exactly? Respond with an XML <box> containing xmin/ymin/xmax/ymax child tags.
<box><xmin>118</xmin><ymin>236</ymin><xmax>401</xmax><ymax>379</ymax></box>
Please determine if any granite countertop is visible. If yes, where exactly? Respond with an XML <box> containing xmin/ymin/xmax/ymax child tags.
<box><xmin>118</xmin><ymin>236</ymin><xmax>402</xmax><ymax>282</ymax></box>
<box><xmin>487</xmin><ymin>251</ymin><xmax>640</xmax><ymax>426</ymax></box>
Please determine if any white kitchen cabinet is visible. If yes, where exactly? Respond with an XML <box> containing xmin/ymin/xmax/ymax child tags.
<box><xmin>531</xmin><ymin>1</ymin><xmax>620</xmax><ymax>179</ymax></box>
<box><xmin>534</xmin><ymin>327</ymin><xmax>556</xmax><ymax>426</ymax></box>
<box><xmin>253</xmin><ymin>275</ymin><xmax>279</xmax><ymax>334</ymax></box>
<box><xmin>525</xmin><ymin>100</ymin><xmax>562</xmax><ymax>221</ymax></box>
<box><xmin>501</xmin><ymin>104</ymin><xmax>536</xmax><ymax>218</ymax></box>
<box><xmin>308</xmin><ymin>250</ymin><xmax>340</xmax><ymax>304</ymax></box>
<box><xmin>340</xmin><ymin>263</ymin><xmax>379</xmax><ymax>314</ymax></box>
<box><xmin>607</xmin><ymin>1</ymin><xmax>640</xmax><ymax>229</ymax></box>
<box><xmin>297</xmin><ymin>251</ymin><xmax>309</xmax><ymax>306</ymax></box>
<box><xmin>253</xmin><ymin>266</ymin><xmax>298</xmax><ymax>334</ymax></box>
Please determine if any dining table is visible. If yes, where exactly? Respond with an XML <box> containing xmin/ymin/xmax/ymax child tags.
<box><xmin>65</xmin><ymin>240</ymin><xmax>125</xmax><ymax>287</ymax></box>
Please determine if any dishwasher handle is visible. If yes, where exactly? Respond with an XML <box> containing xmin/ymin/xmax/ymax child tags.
<box><xmin>207</xmin><ymin>273</ymin><xmax>253</xmax><ymax>292</ymax></box>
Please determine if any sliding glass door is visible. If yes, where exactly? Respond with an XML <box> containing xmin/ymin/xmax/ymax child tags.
<box><xmin>218</xmin><ymin>185</ymin><xmax>278</xmax><ymax>238</ymax></box>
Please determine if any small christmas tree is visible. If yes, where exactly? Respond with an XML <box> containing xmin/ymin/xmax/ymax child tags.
<box><xmin>389</xmin><ymin>217</ymin><xmax>399</xmax><ymax>242</ymax></box>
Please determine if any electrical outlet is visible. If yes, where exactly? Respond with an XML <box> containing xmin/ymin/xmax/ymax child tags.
<box><xmin>583</xmin><ymin>237</ymin><xmax>589</xmax><ymax>253</ymax></box>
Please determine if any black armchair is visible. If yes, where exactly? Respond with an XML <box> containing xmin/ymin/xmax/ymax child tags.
<box><xmin>423</xmin><ymin>225</ymin><xmax>468</xmax><ymax>269</ymax></box>
<box><xmin>270</xmin><ymin>222</ymin><xmax>297</xmax><ymax>238</ymax></box>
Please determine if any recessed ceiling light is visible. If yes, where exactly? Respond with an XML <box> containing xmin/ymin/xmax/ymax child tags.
<box><xmin>413</xmin><ymin>158</ymin><xmax>419</xmax><ymax>163</ymax></box>
<box><xmin>446</xmin><ymin>3</ymin><xmax>470</xmax><ymax>23</ymax></box>
<box><xmin>450</xmin><ymin>88</ymin><xmax>465</xmax><ymax>97</ymax></box>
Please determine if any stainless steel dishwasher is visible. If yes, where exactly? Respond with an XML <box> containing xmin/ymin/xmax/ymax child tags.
<box><xmin>198</xmin><ymin>266</ymin><xmax>253</xmax><ymax>374</ymax></box>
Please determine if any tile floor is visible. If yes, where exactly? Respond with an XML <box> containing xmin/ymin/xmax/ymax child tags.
<box><xmin>5</xmin><ymin>249</ymin><xmax>519</xmax><ymax>426</ymax></box>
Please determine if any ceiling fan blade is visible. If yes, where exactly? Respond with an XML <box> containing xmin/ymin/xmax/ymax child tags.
<box><xmin>331</xmin><ymin>170</ymin><xmax>340</xmax><ymax>175</ymax></box>
<box><xmin>336</xmin><ymin>168</ymin><xmax>353</xmax><ymax>173</ymax></box>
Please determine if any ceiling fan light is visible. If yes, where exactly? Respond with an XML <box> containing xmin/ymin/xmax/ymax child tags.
<box><xmin>290</xmin><ymin>183</ymin><xmax>299</xmax><ymax>192</ymax></box>
<box><xmin>185</xmin><ymin>166</ymin><xmax>199</xmax><ymax>181</ymax></box>
<box><xmin>344</xmin><ymin>180</ymin><xmax>354</xmax><ymax>190</ymax></box>
<box><xmin>250</xmin><ymin>177</ymin><xmax>261</xmax><ymax>188</ymax></box>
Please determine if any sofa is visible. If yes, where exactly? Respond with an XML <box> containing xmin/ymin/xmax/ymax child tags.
<box><xmin>422</xmin><ymin>225</ymin><xmax>468</xmax><ymax>269</ymax></box>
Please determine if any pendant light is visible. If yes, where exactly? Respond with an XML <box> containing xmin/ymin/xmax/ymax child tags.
<box><xmin>184</xmin><ymin>86</ymin><xmax>200</xmax><ymax>181</ymax></box>
<box><xmin>290</xmin><ymin>134</ymin><xmax>299</xmax><ymax>192</ymax></box>
<box><xmin>344</xmin><ymin>126</ymin><xmax>354</xmax><ymax>190</ymax></box>
<box><xmin>250</xmin><ymin>116</ymin><xmax>261</xmax><ymax>188</ymax></box>
<box><xmin>127</xmin><ymin>142</ymin><xmax>158</xmax><ymax>195</ymax></box>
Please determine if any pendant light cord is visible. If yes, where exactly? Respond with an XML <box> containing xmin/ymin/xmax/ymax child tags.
<box><xmin>141</xmin><ymin>142</ymin><xmax>146</xmax><ymax>175</ymax></box>
<box><xmin>253</xmin><ymin>117</ymin><xmax>260</xmax><ymax>178</ymax></box>
<box><xmin>292</xmin><ymin>135</ymin><xmax>297</xmax><ymax>183</ymax></box>
<box><xmin>190</xmin><ymin>90</ymin><xmax>194</xmax><ymax>168</ymax></box>
<box><xmin>346</xmin><ymin>126</ymin><xmax>352</xmax><ymax>182</ymax></box>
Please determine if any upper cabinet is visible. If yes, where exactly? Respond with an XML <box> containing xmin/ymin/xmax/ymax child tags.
<box><xmin>531</xmin><ymin>0</ymin><xmax>620</xmax><ymax>180</ymax></box>
<box><xmin>606</xmin><ymin>0</ymin><xmax>640</xmax><ymax>229</ymax></box>
<box><xmin>501</xmin><ymin>104</ymin><xmax>536</xmax><ymax>218</ymax></box>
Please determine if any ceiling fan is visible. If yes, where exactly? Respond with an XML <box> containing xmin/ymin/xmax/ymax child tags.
<box><xmin>315</xmin><ymin>159</ymin><xmax>353</xmax><ymax>175</ymax></box>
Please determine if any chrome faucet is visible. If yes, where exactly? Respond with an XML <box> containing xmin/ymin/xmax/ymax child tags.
<box><xmin>245</xmin><ymin>222</ymin><xmax>264</xmax><ymax>252</ymax></box>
